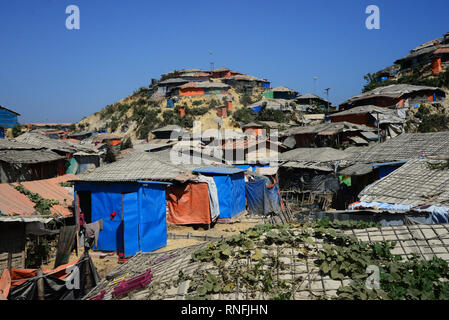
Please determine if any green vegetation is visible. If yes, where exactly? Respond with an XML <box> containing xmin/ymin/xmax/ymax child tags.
<box><xmin>314</xmin><ymin>216</ymin><xmax>381</xmax><ymax>230</ymax></box>
<box><xmin>232</xmin><ymin>107</ymin><xmax>256</xmax><ymax>124</ymax></box>
<box><xmin>239</xmin><ymin>93</ymin><xmax>253</xmax><ymax>107</ymax></box>
<box><xmin>257</xmin><ymin>108</ymin><xmax>287</xmax><ymax>123</ymax></box>
<box><xmin>427</xmin><ymin>160</ymin><xmax>449</xmax><ymax>170</ymax></box>
<box><xmin>25</xmin><ymin>235</ymin><xmax>52</xmax><ymax>268</ymax></box>
<box><xmin>182</xmin><ymin>220</ymin><xmax>449</xmax><ymax>300</ymax></box>
<box><xmin>104</xmin><ymin>146</ymin><xmax>116</xmax><ymax>163</ymax></box>
<box><xmin>12</xmin><ymin>123</ymin><xmax>22</xmax><ymax>137</ymax></box>
<box><xmin>363</xmin><ymin>69</ymin><xmax>449</xmax><ymax>93</ymax></box>
<box><xmin>120</xmin><ymin>137</ymin><xmax>133</xmax><ymax>150</ymax></box>
<box><xmin>14</xmin><ymin>184</ymin><xmax>59</xmax><ymax>216</ymax></box>
<box><xmin>414</xmin><ymin>105</ymin><xmax>449</xmax><ymax>133</ymax></box>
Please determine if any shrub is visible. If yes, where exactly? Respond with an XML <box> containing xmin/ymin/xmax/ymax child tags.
<box><xmin>120</xmin><ymin>137</ymin><xmax>133</xmax><ymax>150</ymax></box>
<box><xmin>12</xmin><ymin>123</ymin><xmax>22</xmax><ymax>137</ymax></box>
<box><xmin>232</xmin><ymin>107</ymin><xmax>256</xmax><ymax>123</ymax></box>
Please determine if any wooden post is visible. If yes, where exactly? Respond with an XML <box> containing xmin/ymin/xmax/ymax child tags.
<box><xmin>7</xmin><ymin>252</ymin><xmax>12</xmax><ymax>272</ymax></box>
<box><xmin>37</xmin><ymin>270</ymin><xmax>45</xmax><ymax>300</ymax></box>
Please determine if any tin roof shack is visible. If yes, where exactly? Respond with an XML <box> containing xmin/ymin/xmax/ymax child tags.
<box><xmin>339</xmin><ymin>84</ymin><xmax>446</xmax><ymax>110</ymax></box>
<box><xmin>222</xmin><ymin>74</ymin><xmax>270</xmax><ymax>90</ymax></box>
<box><xmin>15</xmin><ymin>132</ymin><xmax>102</xmax><ymax>175</ymax></box>
<box><xmin>295</xmin><ymin>94</ymin><xmax>334</xmax><ymax>112</ymax></box>
<box><xmin>178</xmin><ymin>81</ymin><xmax>230</xmax><ymax>97</ymax></box>
<box><xmin>74</xmin><ymin>153</ymin><xmax>185</xmax><ymax>258</ymax></box>
<box><xmin>91</xmin><ymin>133</ymin><xmax>123</xmax><ymax>147</ymax></box>
<box><xmin>148</xmin><ymin>125</ymin><xmax>188</xmax><ymax>152</ymax></box>
<box><xmin>338</xmin><ymin>131</ymin><xmax>449</xmax><ymax>204</ymax></box>
<box><xmin>0</xmin><ymin>106</ymin><xmax>20</xmax><ymax>139</ymax></box>
<box><xmin>279</xmin><ymin>122</ymin><xmax>376</xmax><ymax>149</ymax></box>
<box><xmin>0</xmin><ymin>140</ymin><xmax>66</xmax><ymax>183</ymax></box>
<box><xmin>221</xmin><ymin>137</ymin><xmax>286</xmax><ymax>164</ymax></box>
<box><xmin>241</xmin><ymin>122</ymin><xmax>264</xmax><ymax>136</ymax></box>
<box><xmin>277</xmin><ymin>147</ymin><xmax>353</xmax><ymax>210</ymax></box>
<box><xmin>179</xmin><ymin>72</ymin><xmax>211</xmax><ymax>82</ymax></box>
<box><xmin>374</xmin><ymin>65</ymin><xmax>400</xmax><ymax>82</ymax></box>
<box><xmin>247</xmin><ymin>98</ymin><xmax>295</xmax><ymax>114</ymax></box>
<box><xmin>263</xmin><ymin>86</ymin><xmax>298</xmax><ymax>100</ymax></box>
<box><xmin>210</xmin><ymin>67</ymin><xmax>241</xmax><ymax>79</ymax></box>
<box><xmin>0</xmin><ymin>174</ymin><xmax>79</xmax><ymax>271</ymax></box>
<box><xmin>156</xmin><ymin>78</ymin><xmax>189</xmax><ymax>97</ymax></box>
<box><xmin>329</xmin><ymin>105</ymin><xmax>405</xmax><ymax>141</ymax></box>
<box><xmin>354</xmin><ymin>158</ymin><xmax>449</xmax><ymax>224</ymax></box>
<box><xmin>394</xmin><ymin>32</ymin><xmax>449</xmax><ymax>76</ymax></box>
<box><xmin>67</xmin><ymin>131</ymin><xmax>93</xmax><ymax>141</ymax></box>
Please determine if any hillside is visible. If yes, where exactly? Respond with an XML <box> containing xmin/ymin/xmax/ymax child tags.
<box><xmin>76</xmin><ymin>84</ymin><xmax>266</xmax><ymax>140</ymax></box>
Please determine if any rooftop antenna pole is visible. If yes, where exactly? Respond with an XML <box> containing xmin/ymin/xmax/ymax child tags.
<box><xmin>209</xmin><ymin>51</ymin><xmax>214</xmax><ymax>71</ymax></box>
<box><xmin>324</xmin><ymin>88</ymin><xmax>330</xmax><ymax>114</ymax></box>
<box><xmin>313</xmin><ymin>76</ymin><xmax>318</xmax><ymax>95</ymax></box>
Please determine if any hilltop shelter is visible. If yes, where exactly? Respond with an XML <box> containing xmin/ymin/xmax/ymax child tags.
<box><xmin>0</xmin><ymin>106</ymin><xmax>20</xmax><ymax>139</ymax></box>
<box><xmin>263</xmin><ymin>86</ymin><xmax>298</xmax><ymax>100</ymax></box>
<box><xmin>192</xmin><ymin>167</ymin><xmax>246</xmax><ymax>222</ymax></box>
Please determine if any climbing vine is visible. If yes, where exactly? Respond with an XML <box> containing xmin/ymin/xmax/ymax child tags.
<box><xmin>14</xmin><ymin>184</ymin><xmax>59</xmax><ymax>215</ymax></box>
<box><xmin>184</xmin><ymin>220</ymin><xmax>449</xmax><ymax>300</ymax></box>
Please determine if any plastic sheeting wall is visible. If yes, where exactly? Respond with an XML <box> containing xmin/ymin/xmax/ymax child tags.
<box><xmin>0</xmin><ymin>108</ymin><xmax>18</xmax><ymax>128</ymax></box>
<box><xmin>167</xmin><ymin>182</ymin><xmax>211</xmax><ymax>225</ymax></box>
<box><xmin>210</xmin><ymin>172</ymin><xmax>246</xmax><ymax>219</ymax></box>
<box><xmin>75</xmin><ymin>182</ymin><xmax>167</xmax><ymax>257</ymax></box>
<box><xmin>246</xmin><ymin>179</ymin><xmax>281</xmax><ymax>215</ymax></box>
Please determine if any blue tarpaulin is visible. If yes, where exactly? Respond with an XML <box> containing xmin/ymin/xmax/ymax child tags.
<box><xmin>193</xmin><ymin>168</ymin><xmax>246</xmax><ymax>219</ymax></box>
<box><xmin>251</xmin><ymin>105</ymin><xmax>262</xmax><ymax>113</ymax></box>
<box><xmin>0</xmin><ymin>107</ymin><xmax>19</xmax><ymax>128</ymax></box>
<box><xmin>75</xmin><ymin>182</ymin><xmax>167</xmax><ymax>257</ymax></box>
<box><xmin>245</xmin><ymin>179</ymin><xmax>282</xmax><ymax>215</ymax></box>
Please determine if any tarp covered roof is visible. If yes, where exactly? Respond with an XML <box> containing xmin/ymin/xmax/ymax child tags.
<box><xmin>192</xmin><ymin>166</ymin><xmax>245</xmax><ymax>175</ymax></box>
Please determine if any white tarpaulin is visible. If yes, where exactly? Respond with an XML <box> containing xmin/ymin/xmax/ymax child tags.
<box><xmin>192</xmin><ymin>174</ymin><xmax>220</xmax><ymax>221</ymax></box>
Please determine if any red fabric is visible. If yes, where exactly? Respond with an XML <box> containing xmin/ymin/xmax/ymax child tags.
<box><xmin>167</xmin><ymin>182</ymin><xmax>211</xmax><ymax>225</ymax></box>
<box><xmin>110</xmin><ymin>211</ymin><xmax>117</xmax><ymax>220</ymax></box>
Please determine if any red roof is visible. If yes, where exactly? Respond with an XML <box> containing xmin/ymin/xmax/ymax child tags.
<box><xmin>0</xmin><ymin>175</ymin><xmax>79</xmax><ymax>217</ymax></box>
<box><xmin>434</xmin><ymin>47</ymin><xmax>449</xmax><ymax>54</ymax></box>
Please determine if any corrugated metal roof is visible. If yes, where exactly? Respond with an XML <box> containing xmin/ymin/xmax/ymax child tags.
<box><xmin>0</xmin><ymin>175</ymin><xmax>78</xmax><ymax>217</ymax></box>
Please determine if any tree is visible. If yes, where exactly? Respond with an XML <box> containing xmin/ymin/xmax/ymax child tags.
<box><xmin>120</xmin><ymin>137</ymin><xmax>133</xmax><ymax>150</ymax></box>
<box><xmin>104</xmin><ymin>146</ymin><xmax>116</xmax><ymax>163</ymax></box>
<box><xmin>12</xmin><ymin>123</ymin><xmax>22</xmax><ymax>137</ymax></box>
<box><xmin>239</xmin><ymin>94</ymin><xmax>253</xmax><ymax>107</ymax></box>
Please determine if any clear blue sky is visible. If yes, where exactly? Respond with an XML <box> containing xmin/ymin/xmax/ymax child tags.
<box><xmin>1</xmin><ymin>0</ymin><xmax>448</xmax><ymax>123</ymax></box>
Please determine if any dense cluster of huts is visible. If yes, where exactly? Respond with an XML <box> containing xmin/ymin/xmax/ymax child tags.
<box><xmin>1</xmin><ymin>54</ymin><xmax>449</xmax><ymax>300</ymax></box>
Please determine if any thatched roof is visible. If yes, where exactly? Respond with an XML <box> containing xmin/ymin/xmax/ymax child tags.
<box><xmin>340</xmin><ymin>84</ymin><xmax>445</xmax><ymax>107</ymax></box>
<box><xmin>352</xmin><ymin>132</ymin><xmax>449</xmax><ymax>164</ymax></box>
<box><xmin>359</xmin><ymin>158</ymin><xmax>449</xmax><ymax>208</ymax></box>
<box><xmin>280</xmin><ymin>121</ymin><xmax>375</xmax><ymax>138</ymax></box>
<box><xmin>15</xmin><ymin>133</ymin><xmax>99</xmax><ymax>154</ymax></box>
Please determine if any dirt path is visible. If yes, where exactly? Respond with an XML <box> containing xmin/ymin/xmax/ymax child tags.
<box><xmin>41</xmin><ymin>214</ymin><xmax>265</xmax><ymax>278</ymax></box>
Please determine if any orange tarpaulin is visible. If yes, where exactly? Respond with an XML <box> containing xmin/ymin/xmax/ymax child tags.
<box><xmin>167</xmin><ymin>182</ymin><xmax>211</xmax><ymax>225</ymax></box>
<box><xmin>432</xmin><ymin>57</ymin><xmax>443</xmax><ymax>75</ymax></box>
<box><xmin>0</xmin><ymin>269</ymin><xmax>11</xmax><ymax>300</ymax></box>
<box><xmin>9</xmin><ymin>258</ymin><xmax>80</xmax><ymax>287</ymax></box>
